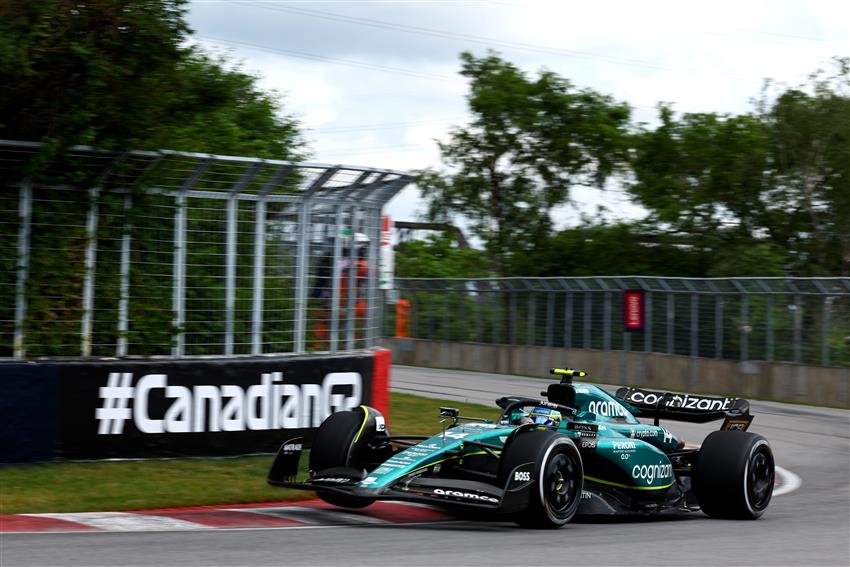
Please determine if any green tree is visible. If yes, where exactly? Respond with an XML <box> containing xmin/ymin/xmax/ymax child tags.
<box><xmin>510</xmin><ymin>216</ymin><xmax>710</xmax><ymax>277</ymax></box>
<box><xmin>418</xmin><ymin>51</ymin><xmax>631</xmax><ymax>276</ymax></box>
<box><xmin>395</xmin><ymin>234</ymin><xmax>490</xmax><ymax>279</ymax></box>
<box><xmin>0</xmin><ymin>0</ymin><xmax>304</xmax><ymax>164</ymax></box>
<box><xmin>629</xmin><ymin>58</ymin><xmax>850</xmax><ymax>276</ymax></box>
<box><xmin>764</xmin><ymin>58</ymin><xmax>850</xmax><ymax>275</ymax></box>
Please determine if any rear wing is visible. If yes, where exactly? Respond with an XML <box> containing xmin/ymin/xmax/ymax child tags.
<box><xmin>614</xmin><ymin>387</ymin><xmax>754</xmax><ymax>431</ymax></box>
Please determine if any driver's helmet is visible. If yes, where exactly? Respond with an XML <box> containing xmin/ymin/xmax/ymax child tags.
<box><xmin>527</xmin><ymin>406</ymin><xmax>562</xmax><ymax>427</ymax></box>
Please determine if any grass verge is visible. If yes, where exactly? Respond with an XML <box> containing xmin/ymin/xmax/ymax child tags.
<box><xmin>0</xmin><ymin>393</ymin><xmax>500</xmax><ymax>514</ymax></box>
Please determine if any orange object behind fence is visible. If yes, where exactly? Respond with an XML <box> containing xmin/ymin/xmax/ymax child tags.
<box><xmin>395</xmin><ymin>299</ymin><xmax>410</xmax><ymax>338</ymax></box>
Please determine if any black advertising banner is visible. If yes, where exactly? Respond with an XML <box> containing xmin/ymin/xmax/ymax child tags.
<box><xmin>0</xmin><ymin>363</ymin><xmax>59</xmax><ymax>463</ymax></box>
<box><xmin>55</xmin><ymin>354</ymin><xmax>374</xmax><ymax>459</ymax></box>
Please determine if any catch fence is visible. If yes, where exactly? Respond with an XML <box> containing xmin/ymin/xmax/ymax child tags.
<box><xmin>390</xmin><ymin>277</ymin><xmax>850</xmax><ymax>367</ymax></box>
<box><xmin>0</xmin><ymin>140</ymin><xmax>409</xmax><ymax>359</ymax></box>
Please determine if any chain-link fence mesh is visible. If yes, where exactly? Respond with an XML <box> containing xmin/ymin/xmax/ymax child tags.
<box><xmin>0</xmin><ymin>141</ymin><xmax>408</xmax><ymax>359</ymax></box>
<box><xmin>389</xmin><ymin>278</ymin><xmax>850</xmax><ymax>367</ymax></box>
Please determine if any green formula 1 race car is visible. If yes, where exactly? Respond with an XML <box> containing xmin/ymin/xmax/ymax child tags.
<box><xmin>267</xmin><ymin>368</ymin><xmax>774</xmax><ymax>528</ymax></box>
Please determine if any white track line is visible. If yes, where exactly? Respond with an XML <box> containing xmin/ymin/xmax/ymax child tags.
<box><xmin>774</xmin><ymin>466</ymin><xmax>802</xmax><ymax>497</ymax></box>
<box><xmin>32</xmin><ymin>512</ymin><xmax>207</xmax><ymax>532</ymax></box>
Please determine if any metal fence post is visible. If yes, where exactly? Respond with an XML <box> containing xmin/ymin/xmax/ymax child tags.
<box><xmin>564</xmin><ymin>291</ymin><xmax>573</xmax><ymax>349</ymax></box>
<box><xmin>583</xmin><ymin>293</ymin><xmax>591</xmax><ymax>349</ymax></box>
<box><xmin>366</xmin><ymin>208</ymin><xmax>380</xmax><ymax>348</ymax></box>
<box><xmin>822</xmin><ymin>296</ymin><xmax>831</xmax><ymax>366</ymax></box>
<box><xmin>793</xmin><ymin>295</ymin><xmax>802</xmax><ymax>363</ymax></box>
<box><xmin>690</xmin><ymin>293</ymin><xmax>698</xmax><ymax>358</ymax></box>
<box><xmin>603</xmin><ymin>291</ymin><xmax>612</xmax><ymax>351</ymax></box>
<box><xmin>328</xmin><ymin>205</ymin><xmax>344</xmax><ymax>353</ymax></box>
<box><xmin>510</xmin><ymin>291</ymin><xmax>517</xmax><ymax>345</ymax></box>
<box><xmin>250</xmin><ymin>198</ymin><xmax>266</xmax><ymax>355</ymax></box>
<box><xmin>715</xmin><ymin>296</ymin><xmax>723</xmax><ymax>359</ymax></box>
<box><xmin>224</xmin><ymin>194</ymin><xmax>238</xmax><ymax>356</ymax></box>
<box><xmin>171</xmin><ymin>191</ymin><xmax>187</xmax><ymax>358</ymax></box>
<box><xmin>476</xmin><ymin>289</ymin><xmax>484</xmax><ymax>343</ymax></box>
<box><xmin>294</xmin><ymin>200</ymin><xmax>311</xmax><ymax>353</ymax></box>
<box><xmin>528</xmin><ymin>291</ymin><xmax>536</xmax><ymax>346</ymax></box>
<box><xmin>740</xmin><ymin>294</ymin><xmax>749</xmax><ymax>362</ymax></box>
<box><xmin>546</xmin><ymin>291</ymin><xmax>554</xmax><ymax>347</ymax></box>
<box><xmin>117</xmin><ymin>193</ymin><xmax>132</xmax><ymax>357</ymax></box>
<box><xmin>666</xmin><ymin>293</ymin><xmax>674</xmax><ymax>355</ymax></box>
<box><xmin>80</xmin><ymin>187</ymin><xmax>100</xmax><ymax>357</ymax></box>
<box><xmin>443</xmin><ymin>286</ymin><xmax>450</xmax><ymax>341</ymax></box>
<box><xmin>13</xmin><ymin>182</ymin><xmax>32</xmax><ymax>359</ymax></box>
<box><xmin>766</xmin><ymin>295</ymin><xmax>774</xmax><ymax>362</ymax></box>
<box><xmin>346</xmin><ymin>209</ymin><xmax>360</xmax><ymax>350</ymax></box>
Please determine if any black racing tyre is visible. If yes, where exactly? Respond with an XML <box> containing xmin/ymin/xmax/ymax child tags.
<box><xmin>693</xmin><ymin>430</ymin><xmax>774</xmax><ymax>519</ymax></box>
<box><xmin>498</xmin><ymin>430</ymin><xmax>583</xmax><ymax>529</ymax></box>
<box><xmin>309</xmin><ymin>409</ymin><xmax>375</xmax><ymax>509</ymax></box>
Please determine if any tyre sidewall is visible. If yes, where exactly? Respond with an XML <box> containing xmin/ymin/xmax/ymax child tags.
<box><xmin>694</xmin><ymin>430</ymin><xmax>774</xmax><ymax>519</ymax></box>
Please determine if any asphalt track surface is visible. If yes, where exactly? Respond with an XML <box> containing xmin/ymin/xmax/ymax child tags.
<box><xmin>4</xmin><ymin>365</ymin><xmax>849</xmax><ymax>567</ymax></box>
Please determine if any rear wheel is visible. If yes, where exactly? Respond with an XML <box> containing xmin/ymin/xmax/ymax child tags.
<box><xmin>498</xmin><ymin>430</ymin><xmax>583</xmax><ymax>528</ymax></box>
<box><xmin>693</xmin><ymin>430</ymin><xmax>774</xmax><ymax>519</ymax></box>
<box><xmin>309</xmin><ymin>409</ymin><xmax>376</xmax><ymax>509</ymax></box>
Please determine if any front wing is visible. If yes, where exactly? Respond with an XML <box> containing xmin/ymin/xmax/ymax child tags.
<box><xmin>267</xmin><ymin>437</ymin><xmax>536</xmax><ymax>514</ymax></box>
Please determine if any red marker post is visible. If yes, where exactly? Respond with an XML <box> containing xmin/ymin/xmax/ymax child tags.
<box><xmin>623</xmin><ymin>289</ymin><xmax>645</xmax><ymax>332</ymax></box>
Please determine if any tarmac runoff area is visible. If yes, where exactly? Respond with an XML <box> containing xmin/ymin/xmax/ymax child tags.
<box><xmin>1</xmin><ymin>365</ymin><xmax>847</xmax><ymax>566</ymax></box>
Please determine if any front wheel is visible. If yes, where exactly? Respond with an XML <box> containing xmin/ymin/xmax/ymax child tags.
<box><xmin>693</xmin><ymin>430</ymin><xmax>775</xmax><ymax>519</ymax></box>
<box><xmin>498</xmin><ymin>430</ymin><xmax>583</xmax><ymax>528</ymax></box>
<box><xmin>309</xmin><ymin>408</ymin><xmax>384</xmax><ymax>509</ymax></box>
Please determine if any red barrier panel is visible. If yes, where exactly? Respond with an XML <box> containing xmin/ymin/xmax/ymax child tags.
<box><xmin>371</xmin><ymin>347</ymin><xmax>392</xmax><ymax>422</ymax></box>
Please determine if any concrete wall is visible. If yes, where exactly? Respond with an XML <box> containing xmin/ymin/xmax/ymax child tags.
<box><xmin>383</xmin><ymin>338</ymin><xmax>850</xmax><ymax>408</ymax></box>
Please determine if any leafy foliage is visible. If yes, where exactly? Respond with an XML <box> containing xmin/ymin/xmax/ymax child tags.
<box><xmin>629</xmin><ymin>58</ymin><xmax>850</xmax><ymax>276</ymax></box>
<box><xmin>0</xmin><ymin>0</ymin><xmax>305</xmax><ymax>165</ymax></box>
<box><xmin>418</xmin><ymin>51</ymin><xmax>631</xmax><ymax>276</ymax></box>
<box><xmin>0</xmin><ymin>1</ymin><xmax>306</xmax><ymax>357</ymax></box>
<box><xmin>395</xmin><ymin>234</ymin><xmax>490</xmax><ymax>279</ymax></box>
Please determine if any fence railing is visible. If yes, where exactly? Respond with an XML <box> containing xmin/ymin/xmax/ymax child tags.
<box><xmin>388</xmin><ymin>277</ymin><xmax>850</xmax><ymax>367</ymax></box>
<box><xmin>0</xmin><ymin>140</ymin><xmax>409</xmax><ymax>359</ymax></box>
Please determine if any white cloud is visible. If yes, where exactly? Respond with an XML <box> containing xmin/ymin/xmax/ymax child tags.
<box><xmin>187</xmin><ymin>0</ymin><xmax>849</xmax><ymax>238</ymax></box>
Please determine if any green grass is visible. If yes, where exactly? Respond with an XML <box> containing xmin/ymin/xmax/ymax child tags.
<box><xmin>0</xmin><ymin>393</ymin><xmax>500</xmax><ymax>515</ymax></box>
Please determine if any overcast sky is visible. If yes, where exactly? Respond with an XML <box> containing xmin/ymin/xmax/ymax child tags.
<box><xmin>188</xmin><ymin>0</ymin><xmax>849</xmax><ymax>230</ymax></box>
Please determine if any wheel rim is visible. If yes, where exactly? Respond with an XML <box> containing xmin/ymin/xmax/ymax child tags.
<box><xmin>543</xmin><ymin>451</ymin><xmax>578</xmax><ymax>517</ymax></box>
<box><xmin>748</xmin><ymin>449</ymin><xmax>774</xmax><ymax>510</ymax></box>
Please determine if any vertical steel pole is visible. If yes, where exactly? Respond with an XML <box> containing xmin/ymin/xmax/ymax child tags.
<box><xmin>224</xmin><ymin>195</ymin><xmax>238</xmax><ymax>356</ymax></box>
<box><xmin>644</xmin><ymin>292</ymin><xmax>653</xmax><ymax>353</ymax></box>
<box><xmin>80</xmin><ymin>187</ymin><xmax>99</xmax><ymax>357</ymax></box>
<box><xmin>329</xmin><ymin>205</ymin><xmax>345</xmax><ymax>353</ymax></box>
<box><xmin>766</xmin><ymin>295</ymin><xmax>774</xmax><ymax>362</ymax></box>
<box><xmin>793</xmin><ymin>295</ymin><xmax>802</xmax><ymax>363</ymax></box>
<box><xmin>13</xmin><ymin>183</ymin><xmax>32</xmax><ymax>359</ymax></box>
<box><xmin>690</xmin><ymin>293</ymin><xmax>698</xmax><ymax>357</ymax></box>
<box><xmin>294</xmin><ymin>200</ymin><xmax>311</xmax><ymax>353</ymax></box>
<box><xmin>117</xmin><ymin>193</ymin><xmax>132</xmax><ymax>357</ymax></box>
<box><xmin>510</xmin><ymin>292</ymin><xmax>517</xmax><ymax>345</ymax></box>
<box><xmin>715</xmin><ymin>296</ymin><xmax>724</xmax><ymax>359</ymax></box>
<box><xmin>666</xmin><ymin>293</ymin><xmax>674</xmax><ymax>354</ymax></box>
<box><xmin>740</xmin><ymin>294</ymin><xmax>749</xmax><ymax>362</ymax></box>
<box><xmin>564</xmin><ymin>292</ymin><xmax>573</xmax><ymax>348</ymax></box>
<box><xmin>822</xmin><ymin>296</ymin><xmax>831</xmax><ymax>366</ymax></box>
<box><xmin>346</xmin><ymin>209</ymin><xmax>359</xmax><ymax>350</ymax></box>
<box><xmin>171</xmin><ymin>192</ymin><xmax>187</xmax><ymax>358</ymax></box>
<box><xmin>603</xmin><ymin>292</ymin><xmax>612</xmax><ymax>351</ymax></box>
<box><xmin>528</xmin><ymin>292</ymin><xmax>535</xmax><ymax>346</ymax></box>
<box><xmin>443</xmin><ymin>286</ymin><xmax>450</xmax><ymax>341</ymax></box>
<box><xmin>546</xmin><ymin>292</ymin><xmax>554</xmax><ymax>347</ymax></box>
<box><xmin>366</xmin><ymin>208</ymin><xmax>380</xmax><ymax>348</ymax></box>
<box><xmin>250</xmin><ymin>199</ymin><xmax>266</xmax><ymax>355</ymax></box>
<box><xmin>477</xmin><ymin>290</ymin><xmax>484</xmax><ymax>342</ymax></box>
<box><xmin>583</xmin><ymin>293</ymin><xmax>591</xmax><ymax>349</ymax></box>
